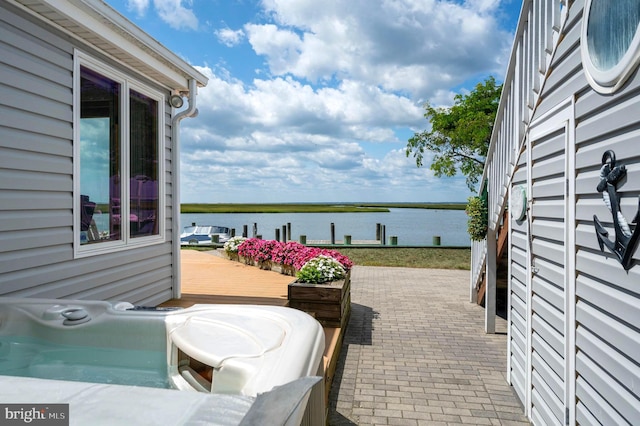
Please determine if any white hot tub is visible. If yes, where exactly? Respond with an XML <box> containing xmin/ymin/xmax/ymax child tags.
<box><xmin>0</xmin><ymin>298</ymin><xmax>325</xmax><ymax>424</ymax></box>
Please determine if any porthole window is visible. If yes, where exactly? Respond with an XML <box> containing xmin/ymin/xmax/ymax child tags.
<box><xmin>581</xmin><ymin>0</ymin><xmax>640</xmax><ymax>94</ymax></box>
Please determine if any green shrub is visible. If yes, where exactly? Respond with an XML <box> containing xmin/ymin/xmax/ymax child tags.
<box><xmin>466</xmin><ymin>195</ymin><xmax>488</xmax><ymax>241</ymax></box>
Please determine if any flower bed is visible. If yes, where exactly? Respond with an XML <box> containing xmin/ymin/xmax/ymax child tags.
<box><xmin>227</xmin><ymin>238</ymin><xmax>353</xmax><ymax>280</ymax></box>
<box><xmin>224</xmin><ymin>238</ymin><xmax>353</xmax><ymax>326</ymax></box>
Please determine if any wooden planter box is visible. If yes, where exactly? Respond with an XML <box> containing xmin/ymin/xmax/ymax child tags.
<box><xmin>288</xmin><ymin>271</ymin><xmax>351</xmax><ymax>328</ymax></box>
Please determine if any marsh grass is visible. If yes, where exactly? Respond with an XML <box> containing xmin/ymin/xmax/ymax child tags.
<box><xmin>181</xmin><ymin>204</ymin><xmax>388</xmax><ymax>213</ymax></box>
<box><xmin>180</xmin><ymin>203</ymin><xmax>466</xmax><ymax>213</ymax></box>
<box><xmin>182</xmin><ymin>246</ymin><xmax>470</xmax><ymax>269</ymax></box>
<box><xmin>335</xmin><ymin>247</ymin><xmax>470</xmax><ymax>270</ymax></box>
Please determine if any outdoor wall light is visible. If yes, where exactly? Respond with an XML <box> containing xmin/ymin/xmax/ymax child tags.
<box><xmin>170</xmin><ymin>94</ymin><xmax>184</xmax><ymax>108</ymax></box>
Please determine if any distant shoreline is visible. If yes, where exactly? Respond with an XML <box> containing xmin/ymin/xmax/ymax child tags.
<box><xmin>181</xmin><ymin>203</ymin><xmax>467</xmax><ymax>214</ymax></box>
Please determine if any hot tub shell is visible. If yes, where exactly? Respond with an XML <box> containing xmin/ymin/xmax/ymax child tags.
<box><xmin>0</xmin><ymin>298</ymin><xmax>326</xmax><ymax>424</ymax></box>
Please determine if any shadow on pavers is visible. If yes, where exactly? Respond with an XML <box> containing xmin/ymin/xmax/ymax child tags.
<box><xmin>328</xmin><ymin>303</ymin><xmax>378</xmax><ymax>425</ymax></box>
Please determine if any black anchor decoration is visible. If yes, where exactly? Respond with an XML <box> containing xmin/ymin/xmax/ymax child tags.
<box><xmin>593</xmin><ymin>150</ymin><xmax>640</xmax><ymax>270</ymax></box>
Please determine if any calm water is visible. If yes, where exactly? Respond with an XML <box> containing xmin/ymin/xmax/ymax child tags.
<box><xmin>181</xmin><ymin>208</ymin><xmax>470</xmax><ymax>247</ymax></box>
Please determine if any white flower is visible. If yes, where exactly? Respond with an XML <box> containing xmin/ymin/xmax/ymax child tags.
<box><xmin>224</xmin><ymin>236</ymin><xmax>247</xmax><ymax>253</ymax></box>
<box><xmin>297</xmin><ymin>255</ymin><xmax>346</xmax><ymax>284</ymax></box>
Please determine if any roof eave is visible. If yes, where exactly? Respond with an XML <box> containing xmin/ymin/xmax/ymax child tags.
<box><xmin>11</xmin><ymin>0</ymin><xmax>208</xmax><ymax>91</ymax></box>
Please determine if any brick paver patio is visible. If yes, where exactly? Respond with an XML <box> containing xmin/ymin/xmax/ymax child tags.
<box><xmin>329</xmin><ymin>266</ymin><xmax>530</xmax><ymax>426</ymax></box>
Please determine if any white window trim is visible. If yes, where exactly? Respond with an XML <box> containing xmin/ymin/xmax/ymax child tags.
<box><xmin>73</xmin><ymin>50</ymin><xmax>165</xmax><ymax>258</ymax></box>
<box><xmin>581</xmin><ymin>0</ymin><xmax>640</xmax><ymax>94</ymax></box>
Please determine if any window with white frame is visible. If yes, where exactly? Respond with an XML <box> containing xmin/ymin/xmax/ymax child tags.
<box><xmin>75</xmin><ymin>53</ymin><xmax>164</xmax><ymax>255</ymax></box>
<box><xmin>582</xmin><ymin>0</ymin><xmax>640</xmax><ymax>94</ymax></box>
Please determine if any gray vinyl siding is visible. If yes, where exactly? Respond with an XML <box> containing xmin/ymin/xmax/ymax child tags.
<box><xmin>509</xmin><ymin>154</ymin><xmax>528</xmax><ymax>407</ymax></box>
<box><xmin>572</xmin><ymin>90</ymin><xmax>640</xmax><ymax>425</ymax></box>
<box><xmin>533</xmin><ymin>0</ymin><xmax>585</xmax><ymax>120</ymax></box>
<box><xmin>570</xmin><ymin>0</ymin><xmax>640</xmax><ymax>421</ymax></box>
<box><xmin>0</xmin><ymin>2</ymin><xmax>175</xmax><ymax>306</ymax></box>
<box><xmin>506</xmin><ymin>0</ymin><xmax>640</xmax><ymax>423</ymax></box>
<box><xmin>529</xmin><ymin>125</ymin><xmax>566</xmax><ymax>426</ymax></box>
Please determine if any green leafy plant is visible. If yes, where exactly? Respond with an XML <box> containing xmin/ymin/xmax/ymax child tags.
<box><xmin>466</xmin><ymin>195</ymin><xmax>488</xmax><ymax>241</ymax></box>
<box><xmin>296</xmin><ymin>255</ymin><xmax>346</xmax><ymax>284</ymax></box>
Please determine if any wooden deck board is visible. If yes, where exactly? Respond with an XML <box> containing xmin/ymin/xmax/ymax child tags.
<box><xmin>176</xmin><ymin>250</ymin><xmax>292</xmax><ymax>297</ymax></box>
<box><xmin>160</xmin><ymin>250</ymin><xmax>292</xmax><ymax>307</ymax></box>
<box><xmin>160</xmin><ymin>294</ymin><xmax>288</xmax><ymax>307</ymax></box>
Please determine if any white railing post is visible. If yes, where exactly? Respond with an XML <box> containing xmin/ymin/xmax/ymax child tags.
<box><xmin>470</xmin><ymin>239</ymin><xmax>486</xmax><ymax>303</ymax></box>
<box><xmin>485</xmin><ymin>227</ymin><xmax>496</xmax><ymax>333</ymax></box>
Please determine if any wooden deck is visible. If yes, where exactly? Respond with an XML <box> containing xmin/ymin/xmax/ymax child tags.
<box><xmin>160</xmin><ymin>250</ymin><xmax>292</xmax><ymax>307</ymax></box>
<box><xmin>159</xmin><ymin>249</ymin><xmax>344</xmax><ymax>407</ymax></box>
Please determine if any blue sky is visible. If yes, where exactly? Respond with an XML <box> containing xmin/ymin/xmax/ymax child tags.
<box><xmin>108</xmin><ymin>0</ymin><xmax>522</xmax><ymax>203</ymax></box>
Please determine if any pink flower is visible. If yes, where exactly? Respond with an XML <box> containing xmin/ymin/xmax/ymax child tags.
<box><xmin>237</xmin><ymin>238</ymin><xmax>352</xmax><ymax>271</ymax></box>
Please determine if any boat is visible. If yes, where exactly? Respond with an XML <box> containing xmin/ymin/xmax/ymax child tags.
<box><xmin>180</xmin><ymin>225</ymin><xmax>231</xmax><ymax>245</ymax></box>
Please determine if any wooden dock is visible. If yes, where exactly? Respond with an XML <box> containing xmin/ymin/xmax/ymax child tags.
<box><xmin>159</xmin><ymin>249</ymin><xmax>345</xmax><ymax>410</ymax></box>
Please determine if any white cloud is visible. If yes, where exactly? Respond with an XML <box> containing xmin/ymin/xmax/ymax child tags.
<box><xmin>245</xmin><ymin>24</ymin><xmax>304</xmax><ymax>75</ymax></box>
<box><xmin>215</xmin><ymin>27</ymin><xmax>245</xmax><ymax>47</ymax></box>
<box><xmin>126</xmin><ymin>0</ymin><xmax>150</xmax><ymax>17</ymax></box>
<box><xmin>246</xmin><ymin>0</ymin><xmax>512</xmax><ymax>99</ymax></box>
<box><xmin>155</xmin><ymin>1</ymin><xmax>513</xmax><ymax>202</ymax></box>
<box><xmin>112</xmin><ymin>0</ymin><xmax>513</xmax><ymax>203</ymax></box>
<box><xmin>176</xmin><ymin>65</ymin><xmax>470</xmax><ymax>203</ymax></box>
<box><xmin>188</xmin><ymin>66</ymin><xmax>423</xmax><ymax>144</ymax></box>
<box><xmin>153</xmin><ymin>0</ymin><xmax>198</xmax><ymax>31</ymax></box>
<box><xmin>465</xmin><ymin>0</ymin><xmax>502</xmax><ymax>14</ymax></box>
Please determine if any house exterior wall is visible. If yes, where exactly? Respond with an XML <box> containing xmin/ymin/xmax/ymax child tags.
<box><xmin>506</xmin><ymin>0</ymin><xmax>640</xmax><ymax>424</ymax></box>
<box><xmin>509</xmin><ymin>146</ymin><xmax>529</xmax><ymax>409</ymax></box>
<box><xmin>0</xmin><ymin>2</ymin><xmax>176</xmax><ymax>306</ymax></box>
<box><xmin>522</xmin><ymin>102</ymin><xmax>574</xmax><ymax>425</ymax></box>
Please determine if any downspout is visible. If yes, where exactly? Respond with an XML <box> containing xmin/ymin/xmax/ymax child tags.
<box><xmin>170</xmin><ymin>79</ymin><xmax>198</xmax><ymax>299</ymax></box>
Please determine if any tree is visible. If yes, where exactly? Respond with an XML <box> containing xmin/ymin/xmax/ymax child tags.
<box><xmin>406</xmin><ymin>76</ymin><xmax>502</xmax><ymax>191</ymax></box>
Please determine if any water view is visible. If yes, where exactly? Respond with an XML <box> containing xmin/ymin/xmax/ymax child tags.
<box><xmin>181</xmin><ymin>208</ymin><xmax>470</xmax><ymax>247</ymax></box>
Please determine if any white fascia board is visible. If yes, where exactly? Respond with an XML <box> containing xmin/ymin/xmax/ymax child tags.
<box><xmin>41</xmin><ymin>0</ymin><xmax>208</xmax><ymax>90</ymax></box>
